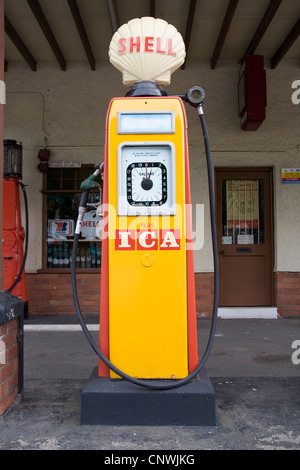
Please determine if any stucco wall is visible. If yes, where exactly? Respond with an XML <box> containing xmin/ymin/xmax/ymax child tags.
<box><xmin>3</xmin><ymin>59</ymin><xmax>300</xmax><ymax>273</ymax></box>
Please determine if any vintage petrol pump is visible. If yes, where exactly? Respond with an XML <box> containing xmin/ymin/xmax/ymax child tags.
<box><xmin>72</xmin><ymin>18</ymin><xmax>218</xmax><ymax>425</ymax></box>
<box><xmin>2</xmin><ymin>140</ymin><xmax>28</xmax><ymax>317</ymax></box>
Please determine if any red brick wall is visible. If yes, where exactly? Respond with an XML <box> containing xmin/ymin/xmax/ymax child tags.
<box><xmin>275</xmin><ymin>272</ymin><xmax>300</xmax><ymax>318</ymax></box>
<box><xmin>25</xmin><ymin>271</ymin><xmax>300</xmax><ymax>318</ymax></box>
<box><xmin>26</xmin><ymin>272</ymin><xmax>101</xmax><ymax>315</ymax></box>
<box><xmin>0</xmin><ymin>318</ymin><xmax>20</xmax><ymax>416</ymax></box>
<box><xmin>26</xmin><ymin>272</ymin><xmax>216</xmax><ymax>317</ymax></box>
<box><xmin>195</xmin><ymin>273</ymin><xmax>215</xmax><ymax>318</ymax></box>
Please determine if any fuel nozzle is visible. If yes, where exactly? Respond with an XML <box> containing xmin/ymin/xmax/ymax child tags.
<box><xmin>80</xmin><ymin>163</ymin><xmax>103</xmax><ymax>191</ymax></box>
<box><xmin>76</xmin><ymin>163</ymin><xmax>103</xmax><ymax>234</ymax></box>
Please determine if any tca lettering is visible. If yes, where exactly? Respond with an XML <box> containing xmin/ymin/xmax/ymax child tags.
<box><xmin>115</xmin><ymin>229</ymin><xmax>181</xmax><ymax>251</ymax></box>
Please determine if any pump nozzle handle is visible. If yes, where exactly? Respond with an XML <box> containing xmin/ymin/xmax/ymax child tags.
<box><xmin>80</xmin><ymin>173</ymin><xmax>99</xmax><ymax>191</ymax></box>
<box><xmin>76</xmin><ymin>163</ymin><xmax>103</xmax><ymax>234</ymax></box>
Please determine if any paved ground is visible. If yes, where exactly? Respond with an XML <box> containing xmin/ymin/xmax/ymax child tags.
<box><xmin>0</xmin><ymin>316</ymin><xmax>299</xmax><ymax>450</ymax></box>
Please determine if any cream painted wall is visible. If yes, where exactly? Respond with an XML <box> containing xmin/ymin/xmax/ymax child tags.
<box><xmin>3</xmin><ymin>59</ymin><xmax>300</xmax><ymax>273</ymax></box>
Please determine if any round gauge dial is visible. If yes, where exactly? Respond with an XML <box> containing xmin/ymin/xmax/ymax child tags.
<box><xmin>117</xmin><ymin>142</ymin><xmax>176</xmax><ymax>216</ymax></box>
<box><xmin>127</xmin><ymin>162</ymin><xmax>167</xmax><ymax>206</ymax></box>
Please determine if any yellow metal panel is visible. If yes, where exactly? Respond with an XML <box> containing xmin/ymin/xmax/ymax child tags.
<box><xmin>107</xmin><ymin>97</ymin><xmax>188</xmax><ymax>379</ymax></box>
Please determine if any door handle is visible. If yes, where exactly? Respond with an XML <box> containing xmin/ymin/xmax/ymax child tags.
<box><xmin>219</xmin><ymin>250</ymin><xmax>225</xmax><ymax>255</ymax></box>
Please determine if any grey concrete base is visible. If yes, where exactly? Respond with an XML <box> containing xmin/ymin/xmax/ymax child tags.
<box><xmin>81</xmin><ymin>367</ymin><xmax>216</xmax><ymax>426</ymax></box>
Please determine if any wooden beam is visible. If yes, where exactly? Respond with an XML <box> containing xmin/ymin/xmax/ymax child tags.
<box><xmin>4</xmin><ymin>15</ymin><xmax>37</xmax><ymax>71</ymax></box>
<box><xmin>67</xmin><ymin>0</ymin><xmax>96</xmax><ymax>70</ymax></box>
<box><xmin>271</xmin><ymin>19</ymin><xmax>300</xmax><ymax>69</ymax></box>
<box><xmin>211</xmin><ymin>0</ymin><xmax>239</xmax><ymax>69</ymax></box>
<box><xmin>150</xmin><ymin>0</ymin><xmax>156</xmax><ymax>18</ymax></box>
<box><xmin>27</xmin><ymin>0</ymin><xmax>66</xmax><ymax>71</ymax></box>
<box><xmin>181</xmin><ymin>0</ymin><xmax>197</xmax><ymax>70</ymax></box>
<box><xmin>241</xmin><ymin>0</ymin><xmax>282</xmax><ymax>62</ymax></box>
<box><xmin>106</xmin><ymin>0</ymin><xmax>119</xmax><ymax>34</ymax></box>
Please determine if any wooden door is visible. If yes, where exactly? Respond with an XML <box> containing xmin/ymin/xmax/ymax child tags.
<box><xmin>216</xmin><ymin>168</ymin><xmax>274</xmax><ymax>306</ymax></box>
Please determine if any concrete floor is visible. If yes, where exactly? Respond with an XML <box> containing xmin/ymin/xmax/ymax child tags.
<box><xmin>0</xmin><ymin>316</ymin><xmax>299</xmax><ymax>450</ymax></box>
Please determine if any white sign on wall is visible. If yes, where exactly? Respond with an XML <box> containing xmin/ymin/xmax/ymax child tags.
<box><xmin>281</xmin><ymin>168</ymin><xmax>300</xmax><ymax>183</ymax></box>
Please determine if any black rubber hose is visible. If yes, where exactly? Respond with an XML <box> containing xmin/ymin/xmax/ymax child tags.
<box><xmin>71</xmin><ymin>107</ymin><xmax>219</xmax><ymax>390</ymax></box>
<box><xmin>198</xmin><ymin>105</ymin><xmax>220</xmax><ymax>320</ymax></box>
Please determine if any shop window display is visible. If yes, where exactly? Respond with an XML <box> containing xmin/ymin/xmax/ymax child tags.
<box><xmin>43</xmin><ymin>165</ymin><xmax>102</xmax><ymax>270</ymax></box>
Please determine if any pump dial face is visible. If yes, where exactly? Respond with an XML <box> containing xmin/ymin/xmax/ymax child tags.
<box><xmin>127</xmin><ymin>162</ymin><xmax>167</xmax><ymax>206</ymax></box>
<box><xmin>118</xmin><ymin>142</ymin><xmax>176</xmax><ymax>216</ymax></box>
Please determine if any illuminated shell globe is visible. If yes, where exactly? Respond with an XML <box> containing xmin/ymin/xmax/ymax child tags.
<box><xmin>108</xmin><ymin>17</ymin><xmax>186</xmax><ymax>86</ymax></box>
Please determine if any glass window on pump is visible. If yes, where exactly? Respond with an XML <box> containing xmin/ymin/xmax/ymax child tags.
<box><xmin>44</xmin><ymin>166</ymin><xmax>103</xmax><ymax>270</ymax></box>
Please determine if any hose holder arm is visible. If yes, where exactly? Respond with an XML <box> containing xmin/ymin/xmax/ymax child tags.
<box><xmin>176</xmin><ymin>86</ymin><xmax>205</xmax><ymax>112</ymax></box>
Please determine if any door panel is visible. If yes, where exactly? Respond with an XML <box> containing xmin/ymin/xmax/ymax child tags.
<box><xmin>216</xmin><ymin>168</ymin><xmax>273</xmax><ymax>306</ymax></box>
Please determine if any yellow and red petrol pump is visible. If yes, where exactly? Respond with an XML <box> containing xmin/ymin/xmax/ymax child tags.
<box><xmin>72</xmin><ymin>18</ymin><xmax>218</xmax><ymax>425</ymax></box>
<box><xmin>98</xmin><ymin>93</ymin><xmax>198</xmax><ymax>380</ymax></box>
<box><xmin>2</xmin><ymin>140</ymin><xmax>28</xmax><ymax>317</ymax></box>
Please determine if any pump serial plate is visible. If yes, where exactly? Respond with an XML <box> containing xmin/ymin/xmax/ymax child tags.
<box><xmin>118</xmin><ymin>142</ymin><xmax>176</xmax><ymax>216</ymax></box>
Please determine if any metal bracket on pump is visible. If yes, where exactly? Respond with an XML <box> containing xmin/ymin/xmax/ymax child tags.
<box><xmin>185</xmin><ymin>86</ymin><xmax>205</xmax><ymax>108</ymax></box>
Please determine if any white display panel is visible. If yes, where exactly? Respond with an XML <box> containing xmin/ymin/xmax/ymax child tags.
<box><xmin>117</xmin><ymin>142</ymin><xmax>176</xmax><ymax>216</ymax></box>
<box><xmin>117</xmin><ymin>112</ymin><xmax>175</xmax><ymax>134</ymax></box>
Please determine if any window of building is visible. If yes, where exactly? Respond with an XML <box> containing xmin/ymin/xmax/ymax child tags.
<box><xmin>221</xmin><ymin>179</ymin><xmax>264</xmax><ymax>245</ymax></box>
<box><xmin>41</xmin><ymin>165</ymin><xmax>102</xmax><ymax>271</ymax></box>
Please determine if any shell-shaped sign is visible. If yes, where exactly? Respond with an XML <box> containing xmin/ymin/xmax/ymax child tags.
<box><xmin>109</xmin><ymin>17</ymin><xmax>186</xmax><ymax>86</ymax></box>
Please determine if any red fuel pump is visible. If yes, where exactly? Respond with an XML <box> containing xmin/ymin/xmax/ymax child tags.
<box><xmin>2</xmin><ymin>140</ymin><xmax>28</xmax><ymax>317</ymax></box>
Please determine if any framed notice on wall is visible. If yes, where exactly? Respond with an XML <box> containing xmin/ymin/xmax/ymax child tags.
<box><xmin>281</xmin><ymin>168</ymin><xmax>300</xmax><ymax>184</ymax></box>
<box><xmin>226</xmin><ymin>180</ymin><xmax>259</xmax><ymax>230</ymax></box>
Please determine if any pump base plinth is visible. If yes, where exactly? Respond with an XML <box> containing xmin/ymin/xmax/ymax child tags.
<box><xmin>81</xmin><ymin>368</ymin><xmax>216</xmax><ymax>426</ymax></box>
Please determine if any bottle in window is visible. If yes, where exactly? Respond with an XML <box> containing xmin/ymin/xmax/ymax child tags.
<box><xmin>69</xmin><ymin>245</ymin><xmax>72</xmax><ymax>267</ymax></box>
<box><xmin>96</xmin><ymin>243</ymin><xmax>101</xmax><ymax>267</ymax></box>
<box><xmin>76</xmin><ymin>250</ymin><xmax>80</xmax><ymax>268</ymax></box>
<box><xmin>63</xmin><ymin>244</ymin><xmax>69</xmax><ymax>268</ymax></box>
<box><xmin>58</xmin><ymin>245</ymin><xmax>63</xmax><ymax>268</ymax></box>
<box><xmin>86</xmin><ymin>246</ymin><xmax>91</xmax><ymax>268</ymax></box>
<box><xmin>53</xmin><ymin>245</ymin><xmax>58</xmax><ymax>268</ymax></box>
<box><xmin>47</xmin><ymin>244</ymin><xmax>53</xmax><ymax>268</ymax></box>
<box><xmin>91</xmin><ymin>243</ymin><xmax>96</xmax><ymax>268</ymax></box>
<box><xmin>80</xmin><ymin>247</ymin><xmax>86</xmax><ymax>268</ymax></box>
